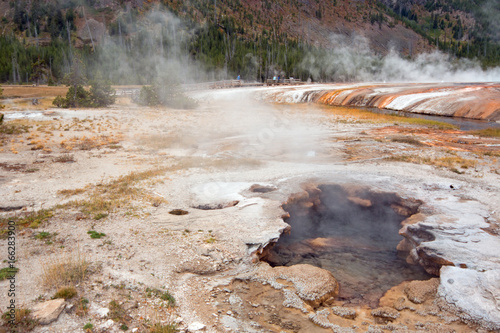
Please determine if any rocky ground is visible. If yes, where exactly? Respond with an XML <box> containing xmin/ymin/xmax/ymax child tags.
<box><xmin>0</xmin><ymin>86</ymin><xmax>499</xmax><ymax>333</ymax></box>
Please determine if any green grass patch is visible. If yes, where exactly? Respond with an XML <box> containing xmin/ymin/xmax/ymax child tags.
<box><xmin>108</xmin><ymin>300</ymin><xmax>126</xmax><ymax>323</ymax></box>
<box><xmin>83</xmin><ymin>322</ymin><xmax>93</xmax><ymax>331</ymax></box>
<box><xmin>87</xmin><ymin>230</ymin><xmax>106</xmax><ymax>239</ymax></box>
<box><xmin>34</xmin><ymin>231</ymin><xmax>57</xmax><ymax>245</ymax></box>
<box><xmin>146</xmin><ymin>288</ymin><xmax>176</xmax><ymax>307</ymax></box>
<box><xmin>0</xmin><ymin>209</ymin><xmax>54</xmax><ymax>230</ymax></box>
<box><xmin>0</xmin><ymin>267</ymin><xmax>19</xmax><ymax>280</ymax></box>
<box><xmin>93</xmin><ymin>213</ymin><xmax>108</xmax><ymax>220</ymax></box>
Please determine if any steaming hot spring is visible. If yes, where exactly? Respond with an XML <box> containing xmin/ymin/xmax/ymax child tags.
<box><xmin>182</xmin><ymin>81</ymin><xmax>500</xmax><ymax>331</ymax></box>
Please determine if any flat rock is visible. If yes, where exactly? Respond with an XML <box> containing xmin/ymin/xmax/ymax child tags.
<box><xmin>187</xmin><ymin>321</ymin><xmax>206</xmax><ymax>331</ymax></box>
<box><xmin>32</xmin><ymin>298</ymin><xmax>66</xmax><ymax>325</ymax></box>
<box><xmin>438</xmin><ymin>266</ymin><xmax>500</xmax><ymax>330</ymax></box>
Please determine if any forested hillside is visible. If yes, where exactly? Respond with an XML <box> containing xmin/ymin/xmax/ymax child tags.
<box><xmin>0</xmin><ymin>0</ymin><xmax>498</xmax><ymax>85</ymax></box>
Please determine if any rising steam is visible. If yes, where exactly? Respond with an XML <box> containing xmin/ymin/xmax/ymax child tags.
<box><xmin>300</xmin><ymin>33</ymin><xmax>500</xmax><ymax>83</ymax></box>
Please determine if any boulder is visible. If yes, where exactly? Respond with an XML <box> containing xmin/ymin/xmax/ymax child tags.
<box><xmin>32</xmin><ymin>299</ymin><xmax>66</xmax><ymax>325</ymax></box>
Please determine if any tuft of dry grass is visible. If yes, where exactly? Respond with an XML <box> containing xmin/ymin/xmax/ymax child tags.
<box><xmin>0</xmin><ymin>122</ymin><xmax>30</xmax><ymax>135</ymax></box>
<box><xmin>1</xmin><ymin>308</ymin><xmax>38</xmax><ymax>331</ymax></box>
<box><xmin>149</xmin><ymin>323</ymin><xmax>178</xmax><ymax>333</ymax></box>
<box><xmin>390</xmin><ymin>135</ymin><xmax>423</xmax><ymax>146</ymax></box>
<box><xmin>57</xmin><ymin>188</ymin><xmax>86</xmax><ymax>197</ymax></box>
<box><xmin>322</xmin><ymin>105</ymin><xmax>458</xmax><ymax>129</ymax></box>
<box><xmin>387</xmin><ymin>154</ymin><xmax>477</xmax><ymax>172</ymax></box>
<box><xmin>41</xmin><ymin>251</ymin><xmax>90</xmax><ymax>290</ymax></box>
<box><xmin>2</xmin><ymin>85</ymin><xmax>68</xmax><ymax>98</ymax></box>
<box><xmin>472</xmin><ymin>128</ymin><xmax>500</xmax><ymax>138</ymax></box>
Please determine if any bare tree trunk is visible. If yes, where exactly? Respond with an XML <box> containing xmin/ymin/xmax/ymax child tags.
<box><xmin>82</xmin><ymin>7</ymin><xmax>95</xmax><ymax>51</ymax></box>
<box><xmin>35</xmin><ymin>23</ymin><xmax>39</xmax><ymax>49</ymax></box>
<box><xmin>214</xmin><ymin>0</ymin><xmax>217</xmax><ymax>23</ymax></box>
<box><xmin>66</xmin><ymin>21</ymin><xmax>73</xmax><ymax>62</ymax></box>
<box><xmin>118</xmin><ymin>20</ymin><xmax>123</xmax><ymax>47</ymax></box>
<box><xmin>12</xmin><ymin>56</ymin><xmax>16</xmax><ymax>84</ymax></box>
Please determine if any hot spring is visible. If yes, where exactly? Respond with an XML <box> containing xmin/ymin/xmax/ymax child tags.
<box><xmin>261</xmin><ymin>184</ymin><xmax>433</xmax><ymax>307</ymax></box>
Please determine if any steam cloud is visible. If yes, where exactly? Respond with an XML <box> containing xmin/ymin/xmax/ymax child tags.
<box><xmin>300</xmin><ymin>33</ymin><xmax>500</xmax><ymax>83</ymax></box>
<box><xmin>93</xmin><ymin>9</ymin><xmax>213</xmax><ymax>85</ymax></box>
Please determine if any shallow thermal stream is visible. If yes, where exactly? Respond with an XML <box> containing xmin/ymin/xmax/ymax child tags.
<box><xmin>262</xmin><ymin>184</ymin><xmax>432</xmax><ymax>307</ymax></box>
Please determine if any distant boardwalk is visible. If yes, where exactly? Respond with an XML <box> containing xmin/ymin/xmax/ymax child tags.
<box><xmin>114</xmin><ymin>79</ymin><xmax>305</xmax><ymax>95</ymax></box>
<box><xmin>191</xmin><ymin>79</ymin><xmax>304</xmax><ymax>89</ymax></box>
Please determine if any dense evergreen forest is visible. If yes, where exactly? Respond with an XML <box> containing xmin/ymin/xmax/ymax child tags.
<box><xmin>0</xmin><ymin>0</ymin><xmax>498</xmax><ymax>85</ymax></box>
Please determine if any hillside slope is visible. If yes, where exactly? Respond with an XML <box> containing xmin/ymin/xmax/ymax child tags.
<box><xmin>0</xmin><ymin>0</ymin><xmax>498</xmax><ymax>84</ymax></box>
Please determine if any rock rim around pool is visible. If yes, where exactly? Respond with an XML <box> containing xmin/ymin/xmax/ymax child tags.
<box><xmin>237</xmin><ymin>262</ymin><xmax>339</xmax><ymax>308</ymax></box>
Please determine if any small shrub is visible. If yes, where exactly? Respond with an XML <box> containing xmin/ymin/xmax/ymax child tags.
<box><xmin>88</xmin><ymin>230</ymin><xmax>106</xmax><ymax>238</ymax></box>
<box><xmin>76</xmin><ymin>298</ymin><xmax>90</xmax><ymax>316</ymax></box>
<box><xmin>108</xmin><ymin>300</ymin><xmax>126</xmax><ymax>322</ymax></box>
<box><xmin>160</xmin><ymin>291</ymin><xmax>176</xmax><ymax>307</ymax></box>
<box><xmin>52</xmin><ymin>95</ymin><xmax>68</xmax><ymax>108</ymax></box>
<box><xmin>88</xmin><ymin>76</ymin><xmax>116</xmax><ymax>107</ymax></box>
<box><xmin>53</xmin><ymin>154</ymin><xmax>75</xmax><ymax>163</ymax></box>
<box><xmin>136</xmin><ymin>83</ymin><xmax>197</xmax><ymax>109</ymax></box>
<box><xmin>145</xmin><ymin>288</ymin><xmax>176</xmax><ymax>307</ymax></box>
<box><xmin>53</xmin><ymin>286</ymin><xmax>77</xmax><ymax>300</ymax></box>
<box><xmin>137</xmin><ymin>85</ymin><xmax>161</xmax><ymax>106</ymax></box>
<box><xmin>83</xmin><ymin>322</ymin><xmax>93</xmax><ymax>331</ymax></box>
<box><xmin>93</xmin><ymin>213</ymin><xmax>108</xmax><ymax>220</ymax></box>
